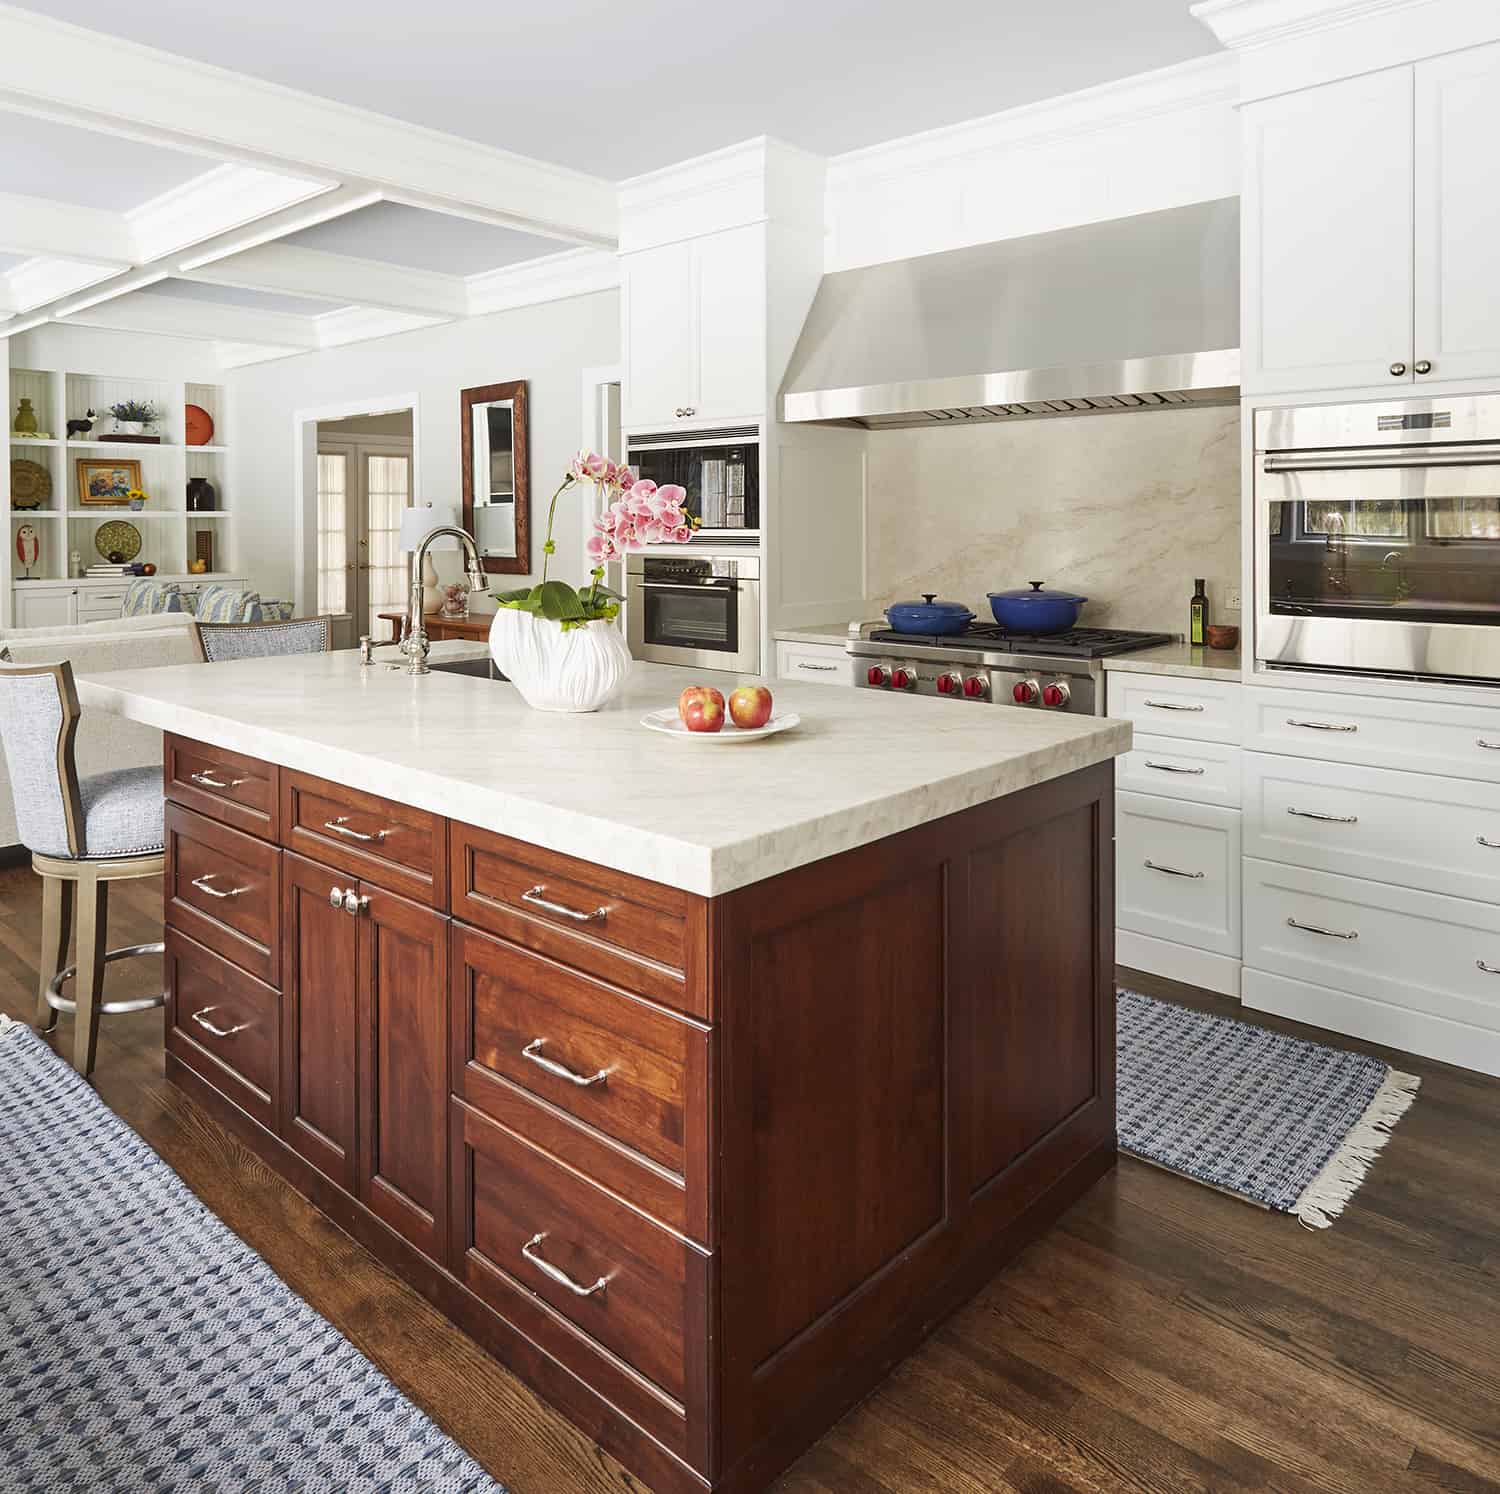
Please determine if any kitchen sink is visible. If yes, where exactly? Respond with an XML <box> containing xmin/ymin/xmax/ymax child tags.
<box><xmin>426</xmin><ymin>656</ymin><xmax>508</xmax><ymax>682</ymax></box>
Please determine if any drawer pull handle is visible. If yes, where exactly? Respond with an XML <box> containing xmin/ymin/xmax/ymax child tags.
<box><xmin>1479</xmin><ymin>837</ymin><xmax>1500</xmax><ymax>850</ymax></box>
<box><xmin>522</xmin><ymin>1038</ymin><xmax>609</xmax><ymax>1088</ymax></box>
<box><xmin>1144</xmin><ymin>859</ymin><xmax>1205</xmax><ymax>880</ymax></box>
<box><xmin>1144</xmin><ymin>700</ymin><xmax>1204</xmax><ymax>712</ymax></box>
<box><xmin>521</xmin><ymin>1232</ymin><xmax>608</xmax><ymax>1298</ymax></box>
<box><xmin>797</xmin><ymin>662</ymin><xmax>838</xmax><ymax>672</ymax></box>
<box><xmin>323</xmin><ymin>815</ymin><xmax>387</xmax><ymax>844</ymax></box>
<box><xmin>1287</xmin><ymin>917</ymin><xmax>1358</xmax><ymax>941</ymax></box>
<box><xmin>1479</xmin><ymin>739</ymin><xmax>1500</xmax><ymax>751</ymax></box>
<box><xmin>1286</xmin><ymin>718</ymin><xmax>1358</xmax><ymax>733</ymax></box>
<box><xmin>191</xmin><ymin>1005</ymin><xmax>247</xmax><ymax>1038</ymax></box>
<box><xmin>1478</xmin><ymin>960</ymin><xmax>1500</xmax><ymax>975</ymax></box>
<box><xmin>191</xmin><ymin>873</ymin><xmax>248</xmax><ymax>900</ymax></box>
<box><xmin>1144</xmin><ymin>759</ymin><xmax>1206</xmax><ymax>775</ymax></box>
<box><xmin>521</xmin><ymin>885</ymin><xmax>608</xmax><ymax>924</ymax></box>
<box><xmin>1287</xmin><ymin>807</ymin><xmax>1359</xmax><ymax>824</ymax></box>
<box><xmin>189</xmin><ymin>770</ymin><xmax>248</xmax><ymax>790</ymax></box>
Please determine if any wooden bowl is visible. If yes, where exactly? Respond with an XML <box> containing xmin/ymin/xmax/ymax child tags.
<box><xmin>1205</xmin><ymin>624</ymin><xmax>1239</xmax><ymax>651</ymax></box>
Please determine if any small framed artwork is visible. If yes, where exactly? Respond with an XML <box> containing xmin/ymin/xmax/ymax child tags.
<box><xmin>76</xmin><ymin>458</ymin><xmax>142</xmax><ymax>507</ymax></box>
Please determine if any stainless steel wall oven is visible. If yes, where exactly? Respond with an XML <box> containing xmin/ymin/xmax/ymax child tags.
<box><xmin>1256</xmin><ymin>395</ymin><xmax>1500</xmax><ymax>683</ymax></box>
<box><xmin>625</xmin><ymin>552</ymin><xmax>761</xmax><ymax>674</ymax></box>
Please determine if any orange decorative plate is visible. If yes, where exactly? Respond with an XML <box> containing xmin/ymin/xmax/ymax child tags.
<box><xmin>184</xmin><ymin>403</ymin><xmax>215</xmax><ymax>447</ymax></box>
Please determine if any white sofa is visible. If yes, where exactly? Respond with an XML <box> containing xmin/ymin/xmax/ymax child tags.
<box><xmin>0</xmin><ymin>613</ymin><xmax>202</xmax><ymax>852</ymax></box>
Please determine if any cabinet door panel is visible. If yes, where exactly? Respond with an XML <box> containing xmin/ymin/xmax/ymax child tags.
<box><xmin>1415</xmin><ymin>42</ymin><xmax>1500</xmax><ymax>384</ymax></box>
<box><xmin>622</xmin><ymin>241</ymin><xmax>695</xmax><ymax>428</ymax></box>
<box><xmin>15</xmin><ymin>590</ymin><xmax>77</xmax><ymax>630</ymax></box>
<box><xmin>281</xmin><ymin>851</ymin><xmax>359</xmax><ymax>1189</ymax></box>
<box><xmin>1243</xmin><ymin>67</ymin><xmax>1414</xmax><ymax>394</ymax></box>
<box><xmin>695</xmin><ymin>224</ymin><xmax>766</xmax><ymax>422</ymax></box>
<box><xmin>358</xmin><ymin>881</ymin><xmax>449</xmax><ymax>1261</ymax></box>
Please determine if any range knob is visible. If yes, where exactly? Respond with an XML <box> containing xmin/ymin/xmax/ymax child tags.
<box><xmin>963</xmin><ymin>675</ymin><xmax>990</xmax><ymax>699</ymax></box>
<box><xmin>1041</xmin><ymin>681</ymin><xmax>1071</xmax><ymax>708</ymax></box>
<box><xmin>936</xmin><ymin>672</ymin><xmax>962</xmax><ymax>695</ymax></box>
<box><xmin>866</xmin><ymin>665</ymin><xmax>890</xmax><ymax>687</ymax></box>
<box><xmin>1011</xmin><ymin>679</ymin><xmax>1040</xmax><ymax>704</ymax></box>
<box><xmin>891</xmin><ymin>667</ymin><xmax>916</xmax><ymax>691</ymax></box>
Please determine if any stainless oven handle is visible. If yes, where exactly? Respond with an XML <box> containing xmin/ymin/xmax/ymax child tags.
<box><xmin>638</xmin><ymin>580</ymin><xmax>740</xmax><ymax>593</ymax></box>
<box><xmin>1264</xmin><ymin>442</ymin><xmax>1500</xmax><ymax>473</ymax></box>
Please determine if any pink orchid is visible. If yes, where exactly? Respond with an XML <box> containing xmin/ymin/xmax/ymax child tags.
<box><xmin>585</xmin><ymin>533</ymin><xmax>618</xmax><ymax>562</ymax></box>
<box><xmin>617</xmin><ymin>467</ymin><xmax>636</xmax><ymax>491</ymax></box>
<box><xmin>656</xmin><ymin>483</ymin><xmax>687</xmax><ymax>509</ymax></box>
<box><xmin>672</xmin><ymin>524</ymin><xmax>693</xmax><ymax>544</ymax></box>
<box><xmin>570</xmin><ymin>450</ymin><xmax>607</xmax><ymax>482</ymax></box>
<box><xmin>640</xmin><ymin>519</ymin><xmax>668</xmax><ymax>545</ymax></box>
<box><xmin>630</xmin><ymin>477</ymin><xmax>657</xmax><ymax>499</ymax></box>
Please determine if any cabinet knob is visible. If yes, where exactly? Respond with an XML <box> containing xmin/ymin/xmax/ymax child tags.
<box><xmin>1389</xmin><ymin>362</ymin><xmax>1408</xmax><ymax>377</ymax></box>
<box><xmin>679</xmin><ymin>406</ymin><xmax>695</xmax><ymax>417</ymax></box>
<box><xmin>1415</xmin><ymin>359</ymin><xmax>1433</xmax><ymax>375</ymax></box>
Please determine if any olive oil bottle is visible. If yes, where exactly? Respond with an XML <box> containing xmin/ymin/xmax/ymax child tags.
<box><xmin>1189</xmin><ymin>578</ymin><xmax>1209</xmax><ymax>646</ymax></box>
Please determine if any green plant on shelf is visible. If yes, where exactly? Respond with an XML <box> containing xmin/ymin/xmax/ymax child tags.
<box><xmin>108</xmin><ymin>400</ymin><xmax>158</xmax><ymax>425</ymax></box>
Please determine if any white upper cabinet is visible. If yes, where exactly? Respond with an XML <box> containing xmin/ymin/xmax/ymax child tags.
<box><xmin>1414</xmin><ymin>41</ymin><xmax>1500</xmax><ymax>385</ymax></box>
<box><xmin>1242</xmin><ymin>67</ymin><xmax>1415</xmax><ymax>396</ymax></box>
<box><xmin>621</xmin><ymin>224</ymin><xmax>767</xmax><ymax>430</ymax></box>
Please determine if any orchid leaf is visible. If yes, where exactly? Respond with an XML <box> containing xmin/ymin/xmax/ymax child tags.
<box><xmin>537</xmin><ymin>580</ymin><xmax>587</xmax><ymax>622</ymax></box>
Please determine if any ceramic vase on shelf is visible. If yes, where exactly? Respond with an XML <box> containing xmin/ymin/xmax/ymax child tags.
<box><xmin>186</xmin><ymin>476</ymin><xmax>217</xmax><ymax>512</ymax></box>
<box><xmin>488</xmin><ymin>608</ymin><xmax>632</xmax><ymax>713</ymax></box>
<box><xmin>12</xmin><ymin>397</ymin><xmax>38</xmax><ymax>436</ymax></box>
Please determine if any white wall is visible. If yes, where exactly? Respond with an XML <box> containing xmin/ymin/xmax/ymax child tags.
<box><xmin>227</xmin><ymin>289</ymin><xmax>619</xmax><ymax>609</ymax></box>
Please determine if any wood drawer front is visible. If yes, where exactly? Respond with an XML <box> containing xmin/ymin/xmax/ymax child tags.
<box><xmin>1109</xmin><ymin>674</ymin><xmax>1240</xmax><ymax>744</ymax></box>
<box><xmin>452</xmin><ymin>923</ymin><xmax>708</xmax><ymax>1239</ymax></box>
<box><xmin>1243</xmin><ymin>685</ymin><xmax>1500</xmax><ymax>782</ymax></box>
<box><xmin>165</xmin><ymin>928</ymin><xmax>280</xmax><ymax>1130</ymax></box>
<box><xmin>165</xmin><ymin>735</ymin><xmax>279</xmax><ymax>838</ymax></box>
<box><xmin>1117</xmin><ymin>735</ymin><xmax>1241</xmax><ymax>809</ymax></box>
<box><xmin>282</xmin><ymin>771</ymin><xmax>447</xmax><ymax>908</ymax></box>
<box><xmin>775</xmin><ymin>641</ymin><xmax>854</xmax><ymax>686</ymax></box>
<box><xmin>453</xmin><ymin>1100</ymin><xmax>702</xmax><ymax>1412</ymax></box>
<box><xmin>452</xmin><ymin>822</ymin><xmax>704</xmax><ymax>1017</ymax></box>
<box><xmin>165</xmin><ymin>803</ymin><xmax>280</xmax><ymax>985</ymax></box>
<box><xmin>1116</xmin><ymin>791</ymin><xmax>1241</xmax><ymax>957</ymax></box>
<box><xmin>1244</xmin><ymin>751</ymin><xmax>1500</xmax><ymax>904</ymax></box>
<box><xmin>1244</xmin><ymin>857</ymin><xmax>1500</xmax><ymax>1038</ymax></box>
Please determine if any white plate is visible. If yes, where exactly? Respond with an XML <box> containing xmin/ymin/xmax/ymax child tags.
<box><xmin>641</xmin><ymin>707</ymin><xmax>801</xmax><ymax>743</ymax></box>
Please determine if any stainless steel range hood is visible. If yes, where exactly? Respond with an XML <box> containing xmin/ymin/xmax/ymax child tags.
<box><xmin>781</xmin><ymin>198</ymin><xmax>1239</xmax><ymax>429</ymax></box>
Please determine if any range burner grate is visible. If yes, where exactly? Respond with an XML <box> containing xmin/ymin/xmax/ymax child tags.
<box><xmin>867</xmin><ymin>624</ymin><xmax>1175</xmax><ymax>658</ymax></box>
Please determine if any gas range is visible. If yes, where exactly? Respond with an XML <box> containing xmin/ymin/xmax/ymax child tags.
<box><xmin>848</xmin><ymin>623</ymin><xmax>1174</xmax><ymax>714</ymax></box>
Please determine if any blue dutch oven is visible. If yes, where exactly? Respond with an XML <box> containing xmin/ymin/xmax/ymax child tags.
<box><xmin>987</xmin><ymin>581</ymin><xmax>1088</xmax><ymax>635</ymax></box>
<box><xmin>884</xmin><ymin>593</ymin><xmax>975</xmax><ymax>636</ymax></box>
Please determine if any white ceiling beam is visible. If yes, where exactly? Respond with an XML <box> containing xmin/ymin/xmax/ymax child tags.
<box><xmin>64</xmin><ymin>290</ymin><xmax>321</xmax><ymax>348</ymax></box>
<box><xmin>8</xmin><ymin>258</ymin><xmax>128</xmax><ymax>314</ymax></box>
<box><xmin>0</xmin><ymin>6</ymin><xmax>617</xmax><ymax>250</ymax></box>
<box><xmin>129</xmin><ymin>163</ymin><xmax>334</xmax><ymax>263</ymax></box>
<box><xmin>0</xmin><ymin>191</ymin><xmax>134</xmax><ymax>265</ymax></box>
<box><xmin>316</xmin><ymin>306</ymin><xmax>451</xmax><ymax>349</ymax></box>
<box><xmin>183</xmin><ymin>243</ymin><xmax>468</xmax><ymax>319</ymax></box>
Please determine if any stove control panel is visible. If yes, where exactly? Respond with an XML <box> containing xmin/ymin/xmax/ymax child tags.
<box><xmin>855</xmin><ymin>660</ymin><xmax>1100</xmax><ymax>713</ymax></box>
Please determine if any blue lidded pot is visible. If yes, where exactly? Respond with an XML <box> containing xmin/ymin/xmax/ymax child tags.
<box><xmin>986</xmin><ymin>581</ymin><xmax>1088</xmax><ymax>635</ymax></box>
<box><xmin>884</xmin><ymin>593</ymin><xmax>975</xmax><ymax>636</ymax></box>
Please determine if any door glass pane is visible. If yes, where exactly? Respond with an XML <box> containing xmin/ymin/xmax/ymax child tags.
<box><xmin>365</xmin><ymin>455</ymin><xmax>409</xmax><ymax>640</ymax></box>
<box><xmin>316</xmin><ymin>452</ymin><xmax>347</xmax><ymax>616</ymax></box>
<box><xmin>645</xmin><ymin>588</ymin><xmax>737</xmax><ymax>653</ymax></box>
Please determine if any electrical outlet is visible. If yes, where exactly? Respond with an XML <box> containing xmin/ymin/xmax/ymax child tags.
<box><xmin>1225</xmin><ymin>586</ymin><xmax>1242</xmax><ymax>613</ymax></box>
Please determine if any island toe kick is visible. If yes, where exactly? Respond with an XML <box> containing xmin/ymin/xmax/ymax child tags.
<box><xmin>160</xmin><ymin>731</ymin><xmax>1118</xmax><ymax>1494</ymax></box>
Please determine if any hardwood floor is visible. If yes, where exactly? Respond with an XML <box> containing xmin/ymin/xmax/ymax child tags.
<box><xmin>3</xmin><ymin>859</ymin><xmax>1498</xmax><ymax>1493</ymax></box>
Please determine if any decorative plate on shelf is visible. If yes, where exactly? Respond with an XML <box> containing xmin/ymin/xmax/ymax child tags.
<box><xmin>640</xmin><ymin>707</ymin><xmax>801</xmax><ymax>743</ymax></box>
<box><xmin>9</xmin><ymin>458</ymin><xmax>51</xmax><ymax>510</ymax></box>
<box><xmin>184</xmin><ymin>403</ymin><xmax>215</xmax><ymax>446</ymax></box>
<box><xmin>93</xmin><ymin>519</ymin><xmax>142</xmax><ymax>564</ymax></box>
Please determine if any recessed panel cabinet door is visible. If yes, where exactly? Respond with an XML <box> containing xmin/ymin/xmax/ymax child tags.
<box><xmin>622</xmin><ymin>240</ymin><xmax>696</xmax><ymax>428</ymax></box>
<box><xmin>357</xmin><ymin>882</ymin><xmax>449</xmax><ymax>1261</ymax></box>
<box><xmin>1415</xmin><ymin>41</ymin><xmax>1500</xmax><ymax>385</ymax></box>
<box><xmin>281</xmin><ymin>851</ymin><xmax>359</xmax><ymax>1190</ymax></box>
<box><xmin>1242</xmin><ymin>66</ymin><xmax>1415</xmax><ymax>395</ymax></box>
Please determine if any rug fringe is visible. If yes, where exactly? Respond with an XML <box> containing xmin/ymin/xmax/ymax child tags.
<box><xmin>1293</xmin><ymin>1068</ymin><xmax>1421</xmax><ymax>1229</ymax></box>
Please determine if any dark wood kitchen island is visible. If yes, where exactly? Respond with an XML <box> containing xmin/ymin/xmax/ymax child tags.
<box><xmin>79</xmin><ymin>647</ymin><xmax>1129</xmax><ymax>1494</ymax></box>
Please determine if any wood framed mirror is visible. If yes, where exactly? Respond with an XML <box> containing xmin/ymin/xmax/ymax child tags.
<box><xmin>461</xmin><ymin>380</ymin><xmax>530</xmax><ymax>574</ymax></box>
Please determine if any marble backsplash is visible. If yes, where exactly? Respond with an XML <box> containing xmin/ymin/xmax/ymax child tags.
<box><xmin>864</xmin><ymin>404</ymin><xmax>1241</xmax><ymax>635</ymax></box>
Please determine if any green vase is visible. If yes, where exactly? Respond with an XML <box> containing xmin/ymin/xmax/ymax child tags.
<box><xmin>13</xmin><ymin>397</ymin><xmax>38</xmax><ymax>436</ymax></box>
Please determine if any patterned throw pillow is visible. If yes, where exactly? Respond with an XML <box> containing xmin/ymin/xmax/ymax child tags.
<box><xmin>121</xmin><ymin>579</ymin><xmax>183</xmax><ymax>617</ymax></box>
<box><xmin>257</xmin><ymin>599</ymin><xmax>294</xmax><ymax>621</ymax></box>
<box><xmin>194</xmin><ymin>585</ymin><xmax>262</xmax><ymax>623</ymax></box>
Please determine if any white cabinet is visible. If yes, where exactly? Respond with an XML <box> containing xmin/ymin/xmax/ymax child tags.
<box><xmin>621</xmin><ymin>225</ymin><xmax>767</xmax><ymax>429</ymax></box>
<box><xmin>774</xmin><ymin>640</ymin><xmax>854</xmax><ymax>687</ymax></box>
<box><xmin>13</xmin><ymin>587</ymin><xmax>77</xmax><ymax>630</ymax></box>
<box><xmin>1108</xmin><ymin>673</ymin><xmax>1241</xmax><ymax>745</ymax></box>
<box><xmin>1117</xmin><ymin>734</ymin><xmax>1241</xmax><ymax>810</ymax></box>
<box><xmin>1242</xmin><ymin>66</ymin><xmax>1415</xmax><ymax>395</ymax></box>
<box><xmin>1414</xmin><ymin>41</ymin><xmax>1500</xmax><ymax>384</ymax></box>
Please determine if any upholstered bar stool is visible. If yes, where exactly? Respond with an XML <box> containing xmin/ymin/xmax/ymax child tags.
<box><xmin>0</xmin><ymin>661</ymin><xmax>165</xmax><ymax>1076</ymax></box>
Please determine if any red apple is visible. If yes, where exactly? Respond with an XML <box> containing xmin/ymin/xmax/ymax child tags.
<box><xmin>678</xmin><ymin>684</ymin><xmax>725</xmax><ymax>727</ymax></box>
<box><xmin>728</xmin><ymin>684</ymin><xmax>773</xmax><ymax>729</ymax></box>
<box><xmin>681</xmin><ymin>692</ymin><xmax>725</xmax><ymax>733</ymax></box>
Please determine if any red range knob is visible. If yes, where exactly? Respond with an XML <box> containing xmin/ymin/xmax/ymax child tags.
<box><xmin>1042</xmin><ymin>682</ymin><xmax>1070</xmax><ymax>708</ymax></box>
<box><xmin>965</xmin><ymin>675</ymin><xmax>989</xmax><ymax>699</ymax></box>
<box><xmin>891</xmin><ymin>668</ymin><xmax>914</xmax><ymax>690</ymax></box>
<box><xmin>867</xmin><ymin>666</ymin><xmax>888</xmax><ymax>686</ymax></box>
<box><xmin>1011</xmin><ymin>679</ymin><xmax>1038</xmax><ymax>704</ymax></box>
<box><xmin>937</xmin><ymin>673</ymin><xmax>960</xmax><ymax>695</ymax></box>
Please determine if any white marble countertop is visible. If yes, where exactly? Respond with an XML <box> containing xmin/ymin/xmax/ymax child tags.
<box><xmin>772</xmin><ymin>623</ymin><xmax>862</xmax><ymax>646</ymax></box>
<box><xmin>1102</xmin><ymin>642</ymin><xmax>1241</xmax><ymax>682</ymax></box>
<box><xmin>77</xmin><ymin>642</ymin><xmax>1130</xmax><ymax>897</ymax></box>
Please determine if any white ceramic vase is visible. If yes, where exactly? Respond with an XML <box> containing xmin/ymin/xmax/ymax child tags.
<box><xmin>489</xmin><ymin>607</ymin><xmax>632</xmax><ymax>713</ymax></box>
<box><xmin>114</xmin><ymin>420</ymin><xmax>144</xmax><ymax>437</ymax></box>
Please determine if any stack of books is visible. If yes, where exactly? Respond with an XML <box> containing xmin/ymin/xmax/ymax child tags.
<box><xmin>85</xmin><ymin>564</ymin><xmax>134</xmax><ymax>578</ymax></box>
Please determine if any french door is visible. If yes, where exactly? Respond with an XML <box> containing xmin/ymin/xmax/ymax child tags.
<box><xmin>317</xmin><ymin>442</ymin><xmax>412</xmax><ymax>647</ymax></box>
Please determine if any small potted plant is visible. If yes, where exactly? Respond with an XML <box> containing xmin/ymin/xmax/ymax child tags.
<box><xmin>125</xmin><ymin>487</ymin><xmax>149</xmax><ymax>511</ymax></box>
<box><xmin>108</xmin><ymin>399</ymin><xmax>158</xmax><ymax>439</ymax></box>
<box><xmin>489</xmin><ymin>452</ymin><xmax>693</xmax><ymax>712</ymax></box>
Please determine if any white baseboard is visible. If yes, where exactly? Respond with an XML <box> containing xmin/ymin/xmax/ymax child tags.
<box><xmin>1242</xmin><ymin>967</ymin><xmax>1500</xmax><ymax>1078</ymax></box>
<box><xmin>1117</xmin><ymin>929</ymin><xmax>1242</xmax><ymax>998</ymax></box>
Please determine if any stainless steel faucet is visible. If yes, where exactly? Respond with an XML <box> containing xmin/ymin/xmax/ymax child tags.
<box><xmin>402</xmin><ymin>524</ymin><xmax>488</xmax><ymax>675</ymax></box>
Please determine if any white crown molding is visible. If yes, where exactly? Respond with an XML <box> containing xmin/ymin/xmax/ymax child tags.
<box><xmin>828</xmin><ymin>52</ymin><xmax>1238</xmax><ymax>189</ymax></box>
<box><xmin>315</xmin><ymin>305</ymin><xmax>449</xmax><ymax>349</ymax></box>
<box><xmin>7</xmin><ymin>257</ymin><xmax>125</xmax><ymax>315</ymax></box>
<box><xmin>465</xmin><ymin>247</ymin><xmax>619</xmax><ymax>318</ymax></box>
<box><xmin>1191</xmin><ymin>0</ymin><xmax>1435</xmax><ymax>49</ymax></box>
<box><xmin>65</xmin><ymin>289</ymin><xmax>321</xmax><ymax>348</ymax></box>
<box><xmin>0</xmin><ymin>192</ymin><xmax>134</xmax><ymax>265</ymax></box>
<box><xmin>129</xmin><ymin>163</ymin><xmax>332</xmax><ymax>263</ymax></box>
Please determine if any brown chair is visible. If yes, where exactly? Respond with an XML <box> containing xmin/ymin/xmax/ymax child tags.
<box><xmin>0</xmin><ymin>661</ymin><xmax>165</xmax><ymax>1076</ymax></box>
<box><xmin>195</xmin><ymin>615</ymin><xmax>332</xmax><ymax>662</ymax></box>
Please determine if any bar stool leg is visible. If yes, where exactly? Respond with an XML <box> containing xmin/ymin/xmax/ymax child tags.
<box><xmin>73</xmin><ymin>873</ymin><xmax>109</xmax><ymax>1078</ymax></box>
<box><xmin>35</xmin><ymin>874</ymin><xmax>74</xmax><ymax>1033</ymax></box>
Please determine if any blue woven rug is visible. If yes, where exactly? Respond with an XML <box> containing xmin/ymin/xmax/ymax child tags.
<box><xmin>0</xmin><ymin>1017</ymin><xmax>505</xmax><ymax>1493</ymax></box>
<box><xmin>1117</xmin><ymin>991</ymin><xmax>1419</xmax><ymax>1229</ymax></box>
